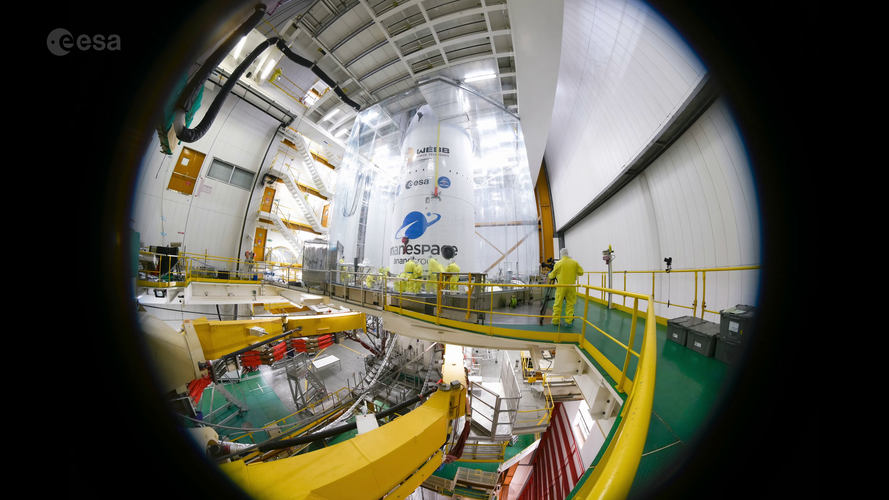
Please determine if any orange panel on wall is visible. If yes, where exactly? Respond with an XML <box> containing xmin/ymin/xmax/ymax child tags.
<box><xmin>168</xmin><ymin>147</ymin><xmax>205</xmax><ymax>195</ymax></box>
<box><xmin>261</xmin><ymin>186</ymin><xmax>276</xmax><ymax>213</ymax></box>
<box><xmin>535</xmin><ymin>160</ymin><xmax>555</xmax><ymax>265</ymax></box>
<box><xmin>253</xmin><ymin>227</ymin><xmax>267</xmax><ymax>262</ymax></box>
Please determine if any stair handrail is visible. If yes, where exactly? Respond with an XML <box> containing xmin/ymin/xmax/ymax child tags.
<box><xmin>270</xmin><ymin>200</ymin><xmax>305</xmax><ymax>248</ymax></box>
<box><xmin>280</xmin><ymin>162</ymin><xmax>324</xmax><ymax>225</ymax></box>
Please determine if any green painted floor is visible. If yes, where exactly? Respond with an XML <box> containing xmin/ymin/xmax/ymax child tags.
<box><xmin>194</xmin><ymin>370</ymin><xmax>291</xmax><ymax>445</ymax></box>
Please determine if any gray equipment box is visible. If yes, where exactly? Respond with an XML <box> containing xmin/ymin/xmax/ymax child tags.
<box><xmin>715</xmin><ymin>335</ymin><xmax>743</xmax><ymax>366</ymax></box>
<box><xmin>666</xmin><ymin>316</ymin><xmax>707</xmax><ymax>346</ymax></box>
<box><xmin>686</xmin><ymin>320</ymin><xmax>721</xmax><ymax>357</ymax></box>
<box><xmin>720</xmin><ymin>304</ymin><xmax>755</xmax><ymax>343</ymax></box>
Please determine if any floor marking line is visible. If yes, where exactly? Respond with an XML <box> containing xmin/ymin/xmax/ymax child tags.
<box><xmin>338</xmin><ymin>343</ymin><xmax>367</xmax><ymax>357</ymax></box>
<box><xmin>641</xmin><ymin>440</ymin><xmax>681</xmax><ymax>457</ymax></box>
<box><xmin>651</xmin><ymin>410</ymin><xmax>683</xmax><ymax>444</ymax></box>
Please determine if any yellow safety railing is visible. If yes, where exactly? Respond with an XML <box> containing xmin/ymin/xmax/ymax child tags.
<box><xmin>138</xmin><ymin>249</ymin><xmax>307</xmax><ymax>289</ymax></box>
<box><xmin>582</xmin><ymin>265</ymin><xmax>760</xmax><ymax>320</ymax></box>
<box><xmin>515</xmin><ymin>372</ymin><xmax>554</xmax><ymax>427</ymax></box>
<box><xmin>262</xmin><ymin>245</ymin><xmax>302</xmax><ymax>284</ymax></box>
<box><xmin>137</xmin><ymin>250</ymin><xmax>261</xmax><ymax>288</ymax></box>
<box><xmin>323</xmin><ymin>271</ymin><xmax>659</xmax><ymax>498</ymax></box>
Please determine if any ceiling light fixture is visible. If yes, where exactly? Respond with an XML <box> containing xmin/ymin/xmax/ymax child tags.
<box><xmin>233</xmin><ymin>36</ymin><xmax>247</xmax><ymax>60</ymax></box>
<box><xmin>261</xmin><ymin>59</ymin><xmax>276</xmax><ymax>80</ymax></box>
<box><xmin>464</xmin><ymin>73</ymin><xmax>496</xmax><ymax>83</ymax></box>
<box><xmin>335</xmin><ymin>128</ymin><xmax>349</xmax><ymax>137</ymax></box>
<box><xmin>322</xmin><ymin>108</ymin><xmax>341</xmax><ymax>122</ymax></box>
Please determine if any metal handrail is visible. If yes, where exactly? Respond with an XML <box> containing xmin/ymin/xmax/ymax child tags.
<box><xmin>577</xmin><ymin>297</ymin><xmax>657</xmax><ymax>499</ymax></box>
<box><xmin>581</xmin><ymin>265</ymin><xmax>760</xmax><ymax>319</ymax></box>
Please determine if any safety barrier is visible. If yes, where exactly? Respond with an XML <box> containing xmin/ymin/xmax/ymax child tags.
<box><xmin>322</xmin><ymin>269</ymin><xmax>657</xmax><ymax>498</ymax></box>
<box><xmin>582</xmin><ymin>265</ymin><xmax>760</xmax><ymax>321</ymax></box>
<box><xmin>136</xmin><ymin>249</ymin><xmax>311</xmax><ymax>289</ymax></box>
<box><xmin>514</xmin><ymin>373</ymin><xmax>555</xmax><ymax>428</ymax></box>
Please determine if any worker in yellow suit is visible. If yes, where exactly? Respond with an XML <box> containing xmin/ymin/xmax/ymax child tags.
<box><xmin>426</xmin><ymin>258</ymin><xmax>445</xmax><ymax>293</ymax></box>
<box><xmin>377</xmin><ymin>266</ymin><xmax>390</xmax><ymax>289</ymax></box>
<box><xmin>366</xmin><ymin>266</ymin><xmax>387</xmax><ymax>288</ymax></box>
<box><xmin>339</xmin><ymin>258</ymin><xmax>352</xmax><ymax>285</ymax></box>
<box><xmin>394</xmin><ymin>271</ymin><xmax>407</xmax><ymax>292</ymax></box>
<box><xmin>548</xmin><ymin>248</ymin><xmax>584</xmax><ymax>327</ymax></box>
<box><xmin>406</xmin><ymin>259</ymin><xmax>423</xmax><ymax>293</ymax></box>
<box><xmin>445</xmin><ymin>261</ymin><xmax>460</xmax><ymax>291</ymax></box>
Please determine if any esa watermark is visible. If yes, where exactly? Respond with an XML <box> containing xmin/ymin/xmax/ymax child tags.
<box><xmin>47</xmin><ymin>29</ymin><xmax>120</xmax><ymax>56</ymax></box>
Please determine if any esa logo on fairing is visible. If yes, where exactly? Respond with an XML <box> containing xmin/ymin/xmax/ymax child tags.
<box><xmin>395</xmin><ymin>211</ymin><xmax>441</xmax><ymax>239</ymax></box>
<box><xmin>404</xmin><ymin>179</ymin><xmax>430</xmax><ymax>190</ymax></box>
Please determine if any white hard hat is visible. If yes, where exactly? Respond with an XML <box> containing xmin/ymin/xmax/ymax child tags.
<box><xmin>560</xmin><ymin>248</ymin><xmax>569</xmax><ymax>258</ymax></box>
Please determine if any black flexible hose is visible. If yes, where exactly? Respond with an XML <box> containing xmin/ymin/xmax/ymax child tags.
<box><xmin>175</xmin><ymin>35</ymin><xmax>362</xmax><ymax>143</ymax></box>
<box><xmin>177</xmin><ymin>4</ymin><xmax>267</xmax><ymax>113</ymax></box>
<box><xmin>176</xmin><ymin>37</ymin><xmax>281</xmax><ymax>143</ymax></box>
<box><xmin>274</xmin><ymin>40</ymin><xmax>362</xmax><ymax>111</ymax></box>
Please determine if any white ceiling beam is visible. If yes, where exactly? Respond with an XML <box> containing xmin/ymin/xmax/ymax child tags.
<box><xmin>358</xmin><ymin>0</ymin><xmax>416</xmax><ymax>82</ymax></box>
<box><xmin>416</xmin><ymin>2</ymin><xmax>447</xmax><ymax>65</ymax></box>
<box><xmin>413</xmin><ymin>51</ymin><xmax>515</xmax><ymax>78</ymax></box>
<box><xmin>306</xmin><ymin>87</ymin><xmax>337</xmax><ymax>117</ymax></box>
<box><xmin>372</xmin><ymin>0</ymin><xmax>423</xmax><ymax>23</ymax></box>
<box><xmin>404</xmin><ymin>28</ymin><xmax>511</xmax><ymax>62</ymax></box>
<box><xmin>389</xmin><ymin>4</ymin><xmax>508</xmax><ymax>45</ymax></box>
<box><xmin>293</xmin><ymin>22</ymin><xmax>375</xmax><ymax>103</ymax></box>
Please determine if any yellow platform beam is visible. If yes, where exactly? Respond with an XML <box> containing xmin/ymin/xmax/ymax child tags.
<box><xmin>219</xmin><ymin>387</ymin><xmax>465</xmax><ymax>500</ymax></box>
<box><xmin>188</xmin><ymin>312</ymin><xmax>365</xmax><ymax>360</ymax></box>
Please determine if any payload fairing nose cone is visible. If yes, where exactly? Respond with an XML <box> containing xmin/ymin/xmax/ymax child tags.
<box><xmin>388</xmin><ymin>105</ymin><xmax>475</xmax><ymax>275</ymax></box>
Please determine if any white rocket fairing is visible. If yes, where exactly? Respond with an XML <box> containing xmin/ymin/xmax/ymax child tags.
<box><xmin>388</xmin><ymin>105</ymin><xmax>475</xmax><ymax>276</ymax></box>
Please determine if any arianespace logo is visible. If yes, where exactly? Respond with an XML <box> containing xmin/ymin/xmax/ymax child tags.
<box><xmin>390</xmin><ymin>211</ymin><xmax>455</xmax><ymax>261</ymax></box>
<box><xmin>395</xmin><ymin>211</ymin><xmax>440</xmax><ymax>239</ymax></box>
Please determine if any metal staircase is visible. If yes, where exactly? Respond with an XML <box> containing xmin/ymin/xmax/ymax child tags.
<box><xmin>266</xmin><ymin>205</ymin><xmax>305</xmax><ymax>260</ymax></box>
<box><xmin>295</xmin><ymin>133</ymin><xmax>333</xmax><ymax>198</ymax></box>
<box><xmin>278</xmin><ymin>166</ymin><xmax>326</xmax><ymax>233</ymax></box>
<box><xmin>286</xmin><ymin>352</ymin><xmax>328</xmax><ymax>411</ymax></box>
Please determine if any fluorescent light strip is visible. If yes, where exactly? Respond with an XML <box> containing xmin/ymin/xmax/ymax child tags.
<box><xmin>322</xmin><ymin>108</ymin><xmax>341</xmax><ymax>122</ymax></box>
<box><xmin>464</xmin><ymin>73</ymin><xmax>496</xmax><ymax>83</ymax></box>
<box><xmin>233</xmin><ymin>36</ymin><xmax>246</xmax><ymax>59</ymax></box>
<box><xmin>261</xmin><ymin>59</ymin><xmax>276</xmax><ymax>80</ymax></box>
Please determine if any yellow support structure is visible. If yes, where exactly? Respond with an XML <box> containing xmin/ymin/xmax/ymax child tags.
<box><xmin>188</xmin><ymin>312</ymin><xmax>365</xmax><ymax>360</ymax></box>
<box><xmin>219</xmin><ymin>387</ymin><xmax>465</xmax><ymax>500</ymax></box>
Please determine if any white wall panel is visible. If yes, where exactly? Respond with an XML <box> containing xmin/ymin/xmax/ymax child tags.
<box><xmin>563</xmin><ymin>98</ymin><xmax>760</xmax><ymax>322</ymax></box>
<box><xmin>132</xmin><ymin>85</ymin><xmax>280</xmax><ymax>261</ymax></box>
<box><xmin>545</xmin><ymin>0</ymin><xmax>706</xmax><ymax>228</ymax></box>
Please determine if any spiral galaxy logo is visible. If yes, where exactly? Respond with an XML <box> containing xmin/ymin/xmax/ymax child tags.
<box><xmin>47</xmin><ymin>28</ymin><xmax>120</xmax><ymax>56</ymax></box>
<box><xmin>395</xmin><ymin>211</ymin><xmax>441</xmax><ymax>239</ymax></box>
